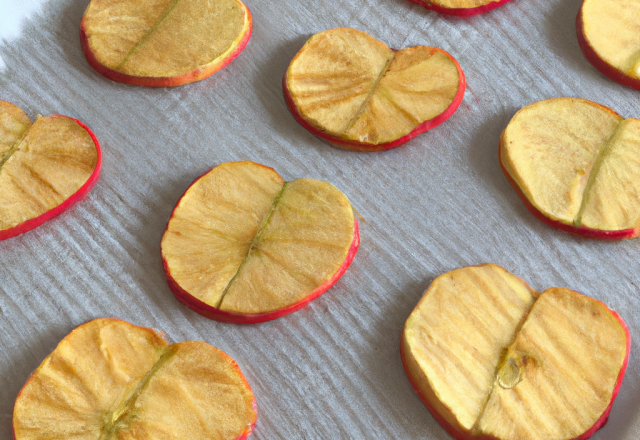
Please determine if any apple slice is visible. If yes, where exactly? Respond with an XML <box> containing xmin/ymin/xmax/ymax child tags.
<box><xmin>283</xmin><ymin>28</ymin><xmax>465</xmax><ymax>152</ymax></box>
<box><xmin>80</xmin><ymin>0</ymin><xmax>252</xmax><ymax>87</ymax></box>
<box><xmin>500</xmin><ymin>97</ymin><xmax>640</xmax><ymax>240</ymax></box>
<box><xmin>161</xmin><ymin>161</ymin><xmax>359</xmax><ymax>324</ymax></box>
<box><xmin>577</xmin><ymin>0</ymin><xmax>640</xmax><ymax>91</ymax></box>
<box><xmin>0</xmin><ymin>101</ymin><xmax>101</xmax><ymax>241</ymax></box>
<box><xmin>408</xmin><ymin>0</ymin><xmax>514</xmax><ymax>16</ymax></box>
<box><xmin>402</xmin><ymin>264</ymin><xmax>631</xmax><ymax>440</ymax></box>
<box><xmin>13</xmin><ymin>318</ymin><xmax>257</xmax><ymax>440</ymax></box>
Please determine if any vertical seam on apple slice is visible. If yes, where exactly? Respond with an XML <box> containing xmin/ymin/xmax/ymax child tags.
<box><xmin>215</xmin><ymin>181</ymin><xmax>289</xmax><ymax>309</ymax></box>
<box><xmin>115</xmin><ymin>0</ymin><xmax>183</xmax><ymax>71</ymax></box>
<box><xmin>100</xmin><ymin>347</ymin><xmax>177</xmax><ymax>439</ymax></box>
<box><xmin>0</xmin><ymin>119</ymin><xmax>34</xmax><ymax>175</ymax></box>
<box><xmin>341</xmin><ymin>52</ymin><xmax>397</xmax><ymax>136</ymax></box>
<box><xmin>574</xmin><ymin>119</ymin><xmax>627</xmax><ymax>227</ymax></box>
<box><xmin>471</xmin><ymin>291</ymin><xmax>540</xmax><ymax>435</ymax></box>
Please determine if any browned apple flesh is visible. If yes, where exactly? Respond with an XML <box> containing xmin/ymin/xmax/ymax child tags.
<box><xmin>403</xmin><ymin>264</ymin><xmax>629</xmax><ymax>440</ymax></box>
<box><xmin>285</xmin><ymin>28</ymin><xmax>461</xmax><ymax>145</ymax></box>
<box><xmin>0</xmin><ymin>102</ymin><xmax>98</xmax><ymax>232</ymax></box>
<box><xmin>501</xmin><ymin>98</ymin><xmax>640</xmax><ymax>232</ymax></box>
<box><xmin>82</xmin><ymin>0</ymin><xmax>250</xmax><ymax>78</ymax></box>
<box><xmin>161</xmin><ymin>161</ymin><xmax>356</xmax><ymax>315</ymax></box>
<box><xmin>13</xmin><ymin>318</ymin><xmax>257</xmax><ymax>440</ymax></box>
<box><xmin>581</xmin><ymin>0</ymin><xmax>640</xmax><ymax>80</ymax></box>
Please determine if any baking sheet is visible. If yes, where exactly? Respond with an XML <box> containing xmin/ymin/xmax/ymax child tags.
<box><xmin>1</xmin><ymin>0</ymin><xmax>639</xmax><ymax>438</ymax></box>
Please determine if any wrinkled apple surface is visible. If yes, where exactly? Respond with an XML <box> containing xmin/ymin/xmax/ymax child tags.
<box><xmin>577</xmin><ymin>0</ymin><xmax>640</xmax><ymax>91</ymax></box>
<box><xmin>408</xmin><ymin>0</ymin><xmax>514</xmax><ymax>16</ymax></box>
<box><xmin>500</xmin><ymin>97</ymin><xmax>640</xmax><ymax>239</ymax></box>
<box><xmin>284</xmin><ymin>28</ymin><xmax>465</xmax><ymax>151</ymax></box>
<box><xmin>13</xmin><ymin>318</ymin><xmax>257</xmax><ymax>440</ymax></box>
<box><xmin>402</xmin><ymin>264</ymin><xmax>630</xmax><ymax>440</ymax></box>
<box><xmin>81</xmin><ymin>0</ymin><xmax>252</xmax><ymax>87</ymax></box>
<box><xmin>161</xmin><ymin>161</ymin><xmax>359</xmax><ymax>323</ymax></box>
<box><xmin>0</xmin><ymin>101</ymin><xmax>101</xmax><ymax>241</ymax></box>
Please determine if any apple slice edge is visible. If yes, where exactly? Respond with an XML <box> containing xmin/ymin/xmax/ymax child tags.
<box><xmin>400</xmin><ymin>270</ymin><xmax>632</xmax><ymax>440</ymax></box>
<box><xmin>498</xmin><ymin>130</ymin><xmax>639</xmax><ymax>240</ymax></box>
<box><xmin>12</xmin><ymin>318</ymin><xmax>259</xmax><ymax>440</ymax></box>
<box><xmin>79</xmin><ymin>7</ymin><xmax>253</xmax><ymax>87</ymax></box>
<box><xmin>576</xmin><ymin>4</ymin><xmax>640</xmax><ymax>92</ymax></box>
<box><xmin>407</xmin><ymin>0</ymin><xmax>515</xmax><ymax>16</ymax></box>
<box><xmin>282</xmin><ymin>47</ymin><xmax>465</xmax><ymax>152</ymax></box>
<box><xmin>162</xmin><ymin>167</ymin><xmax>361</xmax><ymax>324</ymax></box>
<box><xmin>0</xmin><ymin>115</ymin><xmax>102</xmax><ymax>242</ymax></box>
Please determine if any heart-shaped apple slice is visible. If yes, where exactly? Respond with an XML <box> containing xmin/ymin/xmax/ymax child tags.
<box><xmin>283</xmin><ymin>28</ymin><xmax>465</xmax><ymax>152</ymax></box>
<box><xmin>161</xmin><ymin>161</ymin><xmax>359</xmax><ymax>324</ymax></box>
<box><xmin>408</xmin><ymin>0</ymin><xmax>514</xmax><ymax>16</ymax></box>
<box><xmin>0</xmin><ymin>101</ymin><xmax>101</xmax><ymax>241</ymax></box>
<box><xmin>577</xmin><ymin>0</ymin><xmax>640</xmax><ymax>91</ymax></box>
<box><xmin>500</xmin><ymin>97</ymin><xmax>640</xmax><ymax>240</ymax></box>
<box><xmin>402</xmin><ymin>264</ymin><xmax>630</xmax><ymax>440</ymax></box>
<box><xmin>13</xmin><ymin>318</ymin><xmax>257</xmax><ymax>440</ymax></box>
<box><xmin>80</xmin><ymin>0</ymin><xmax>252</xmax><ymax>87</ymax></box>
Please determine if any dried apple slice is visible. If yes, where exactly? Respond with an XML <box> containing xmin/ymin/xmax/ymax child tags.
<box><xmin>13</xmin><ymin>318</ymin><xmax>257</xmax><ymax>440</ymax></box>
<box><xmin>408</xmin><ymin>0</ymin><xmax>514</xmax><ymax>16</ymax></box>
<box><xmin>161</xmin><ymin>161</ymin><xmax>359</xmax><ymax>324</ymax></box>
<box><xmin>401</xmin><ymin>264</ymin><xmax>631</xmax><ymax>440</ymax></box>
<box><xmin>577</xmin><ymin>0</ymin><xmax>640</xmax><ymax>91</ymax></box>
<box><xmin>283</xmin><ymin>28</ymin><xmax>465</xmax><ymax>152</ymax></box>
<box><xmin>500</xmin><ymin>97</ymin><xmax>640</xmax><ymax>240</ymax></box>
<box><xmin>0</xmin><ymin>101</ymin><xmax>101</xmax><ymax>241</ymax></box>
<box><xmin>80</xmin><ymin>0</ymin><xmax>252</xmax><ymax>87</ymax></box>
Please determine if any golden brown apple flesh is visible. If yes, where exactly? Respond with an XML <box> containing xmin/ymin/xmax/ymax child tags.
<box><xmin>13</xmin><ymin>318</ymin><xmax>257</xmax><ymax>440</ymax></box>
<box><xmin>284</xmin><ymin>28</ymin><xmax>464</xmax><ymax>151</ymax></box>
<box><xmin>500</xmin><ymin>97</ymin><xmax>640</xmax><ymax>239</ymax></box>
<box><xmin>0</xmin><ymin>101</ymin><xmax>101</xmax><ymax>240</ymax></box>
<box><xmin>81</xmin><ymin>0</ymin><xmax>252</xmax><ymax>86</ymax></box>
<box><xmin>402</xmin><ymin>264</ymin><xmax>630</xmax><ymax>440</ymax></box>
<box><xmin>161</xmin><ymin>161</ymin><xmax>359</xmax><ymax>323</ymax></box>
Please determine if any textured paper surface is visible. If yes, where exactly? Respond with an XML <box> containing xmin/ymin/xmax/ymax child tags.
<box><xmin>1</xmin><ymin>0</ymin><xmax>639</xmax><ymax>438</ymax></box>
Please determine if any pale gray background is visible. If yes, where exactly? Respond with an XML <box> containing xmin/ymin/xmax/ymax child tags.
<box><xmin>1</xmin><ymin>0</ymin><xmax>639</xmax><ymax>438</ymax></box>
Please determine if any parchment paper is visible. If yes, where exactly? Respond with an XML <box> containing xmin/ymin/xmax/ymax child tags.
<box><xmin>1</xmin><ymin>0</ymin><xmax>639</xmax><ymax>438</ymax></box>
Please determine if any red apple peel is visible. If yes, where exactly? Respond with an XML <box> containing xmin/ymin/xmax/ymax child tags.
<box><xmin>282</xmin><ymin>49</ymin><xmax>466</xmax><ymax>152</ymax></box>
<box><xmin>0</xmin><ymin>115</ymin><xmax>102</xmax><ymax>241</ymax></box>
<box><xmin>499</xmin><ymin>138</ymin><xmax>639</xmax><ymax>240</ymax></box>
<box><xmin>407</xmin><ymin>0</ymin><xmax>514</xmax><ymax>17</ymax></box>
<box><xmin>576</xmin><ymin>2</ymin><xmax>640</xmax><ymax>92</ymax></box>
